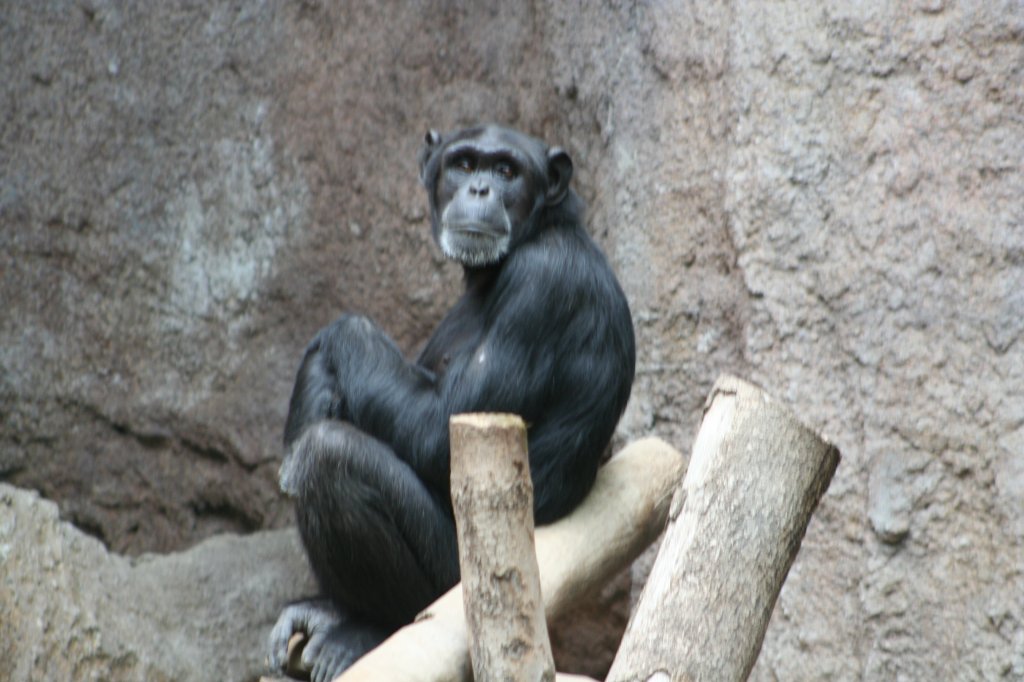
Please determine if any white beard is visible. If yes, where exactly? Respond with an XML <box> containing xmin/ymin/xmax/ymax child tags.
<box><xmin>438</xmin><ymin>227</ymin><xmax>510</xmax><ymax>266</ymax></box>
<box><xmin>438</xmin><ymin>201</ymin><xmax>512</xmax><ymax>266</ymax></box>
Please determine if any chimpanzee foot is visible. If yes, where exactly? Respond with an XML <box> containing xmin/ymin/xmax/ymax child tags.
<box><xmin>267</xmin><ymin>599</ymin><xmax>388</xmax><ymax>682</ymax></box>
<box><xmin>268</xmin><ymin>599</ymin><xmax>337</xmax><ymax>674</ymax></box>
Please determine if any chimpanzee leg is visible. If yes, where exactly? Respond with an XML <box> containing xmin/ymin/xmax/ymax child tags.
<box><xmin>271</xmin><ymin>312</ymin><xmax>455</xmax><ymax>679</ymax></box>
<box><xmin>269</xmin><ymin>420</ymin><xmax>459</xmax><ymax>680</ymax></box>
<box><xmin>287</xmin><ymin>420</ymin><xmax>460</xmax><ymax>621</ymax></box>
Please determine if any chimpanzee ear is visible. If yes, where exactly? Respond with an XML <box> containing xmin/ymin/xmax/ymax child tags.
<box><xmin>545</xmin><ymin>147</ymin><xmax>573</xmax><ymax>206</ymax></box>
<box><xmin>419</xmin><ymin>129</ymin><xmax>442</xmax><ymax>186</ymax></box>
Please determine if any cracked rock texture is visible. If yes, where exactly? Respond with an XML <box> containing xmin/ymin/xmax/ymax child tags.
<box><xmin>1</xmin><ymin>1</ymin><xmax>1021</xmax><ymax>680</ymax></box>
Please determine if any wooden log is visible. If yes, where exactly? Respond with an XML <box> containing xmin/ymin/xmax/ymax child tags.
<box><xmin>449</xmin><ymin>413</ymin><xmax>554</xmax><ymax>682</ymax></box>
<box><xmin>331</xmin><ymin>436</ymin><xmax>686</xmax><ymax>682</ymax></box>
<box><xmin>605</xmin><ymin>375</ymin><xmax>841</xmax><ymax>682</ymax></box>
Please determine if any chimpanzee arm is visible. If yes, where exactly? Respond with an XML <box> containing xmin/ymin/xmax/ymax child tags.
<box><xmin>345</xmin><ymin>325</ymin><xmax>545</xmax><ymax>492</ymax></box>
<box><xmin>277</xmin><ymin>306</ymin><xmax>507</xmax><ymax>491</ymax></box>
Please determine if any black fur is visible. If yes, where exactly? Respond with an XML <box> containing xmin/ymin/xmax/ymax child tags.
<box><xmin>268</xmin><ymin>125</ymin><xmax>635</xmax><ymax>680</ymax></box>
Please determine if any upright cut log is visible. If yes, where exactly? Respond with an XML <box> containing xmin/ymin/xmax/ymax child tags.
<box><xmin>449</xmin><ymin>413</ymin><xmax>554</xmax><ymax>682</ymax></box>
<box><xmin>606</xmin><ymin>375</ymin><xmax>841</xmax><ymax>682</ymax></box>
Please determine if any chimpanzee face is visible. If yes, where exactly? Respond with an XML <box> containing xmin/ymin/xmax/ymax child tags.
<box><xmin>419</xmin><ymin>126</ymin><xmax>572</xmax><ymax>267</ymax></box>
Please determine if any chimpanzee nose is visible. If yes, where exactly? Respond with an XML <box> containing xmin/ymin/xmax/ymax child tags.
<box><xmin>469</xmin><ymin>182</ymin><xmax>489</xmax><ymax>197</ymax></box>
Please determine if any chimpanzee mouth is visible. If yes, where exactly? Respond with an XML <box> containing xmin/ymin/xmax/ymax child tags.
<box><xmin>447</xmin><ymin>222</ymin><xmax>508</xmax><ymax>238</ymax></box>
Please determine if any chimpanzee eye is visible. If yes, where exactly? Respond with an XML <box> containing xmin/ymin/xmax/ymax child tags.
<box><xmin>451</xmin><ymin>154</ymin><xmax>475</xmax><ymax>172</ymax></box>
<box><xmin>495</xmin><ymin>161</ymin><xmax>517</xmax><ymax>180</ymax></box>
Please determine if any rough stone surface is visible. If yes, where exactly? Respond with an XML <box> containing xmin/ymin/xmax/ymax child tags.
<box><xmin>0</xmin><ymin>483</ymin><xmax>316</xmax><ymax>682</ymax></box>
<box><xmin>2</xmin><ymin>1</ymin><xmax>1022</xmax><ymax>679</ymax></box>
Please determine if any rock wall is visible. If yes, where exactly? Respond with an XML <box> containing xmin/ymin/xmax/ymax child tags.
<box><xmin>1</xmin><ymin>1</ymin><xmax>1021</xmax><ymax>680</ymax></box>
<box><xmin>0</xmin><ymin>483</ymin><xmax>316</xmax><ymax>681</ymax></box>
<box><xmin>724</xmin><ymin>4</ymin><xmax>1024</xmax><ymax>678</ymax></box>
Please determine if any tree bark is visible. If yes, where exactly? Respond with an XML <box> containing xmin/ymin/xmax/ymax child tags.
<box><xmin>332</xmin><ymin>436</ymin><xmax>686</xmax><ymax>682</ymax></box>
<box><xmin>605</xmin><ymin>375</ymin><xmax>841</xmax><ymax>682</ymax></box>
<box><xmin>449</xmin><ymin>413</ymin><xmax>554</xmax><ymax>682</ymax></box>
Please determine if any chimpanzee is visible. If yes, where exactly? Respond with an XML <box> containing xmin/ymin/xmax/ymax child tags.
<box><xmin>267</xmin><ymin>125</ymin><xmax>635</xmax><ymax>681</ymax></box>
